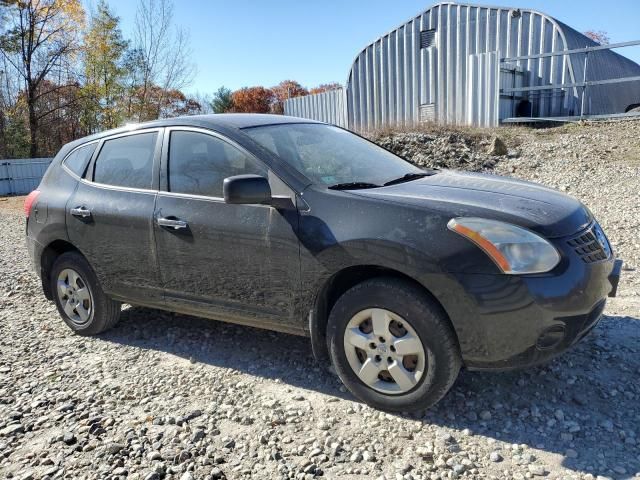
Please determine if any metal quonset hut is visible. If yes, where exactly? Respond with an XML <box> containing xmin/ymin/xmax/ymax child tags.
<box><xmin>284</xmin><ymin>1</ymin><xmax>640</xmax><ymax>129</ymax></box>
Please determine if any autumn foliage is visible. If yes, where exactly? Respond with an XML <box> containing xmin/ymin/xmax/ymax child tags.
<box><xmin>583</xmin><ymin>30</ymin><xmax>610</xmax><ymax>45</ymax></box>
<box><xmin>271</xmin><ymin>80</ymin><xmax>308</xmax><ymax>114</ymax></box>
<box><xmin>309</xmin><ymin>82</ymin><xmax>342</xmax><ymax>95</ymax></box>
<box><xmin>230</xmin><ymin>87</ymin><xmax>274</xmax><ymax>113</ymax></box>
<box><xmin>222</xmin><ymin>80</ymin><xmax>340</xmax><ymax>115</ymax></box>
<box><xmin>0</xmin><ymin>0</ymin><xmax>199</xmax><ymax>158</ymax></box>
<box><xmin>0</xmin><ymin>0</ymin><xmax>342</xmax><ymax>158</ymax></box>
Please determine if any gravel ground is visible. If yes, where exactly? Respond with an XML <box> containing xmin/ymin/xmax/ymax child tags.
<box><xmin>1</xmin><ymin>121</ymin><xmax>639</xmax><ymax>480</ymax></box>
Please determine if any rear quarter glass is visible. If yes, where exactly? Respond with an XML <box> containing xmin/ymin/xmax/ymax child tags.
<box><xmin>63</xmin><ymin>143</ymin><xmax>98</xmax><ymax>177</ymax></box>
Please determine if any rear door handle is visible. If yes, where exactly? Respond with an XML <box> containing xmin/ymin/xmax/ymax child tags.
<box><xmin>157</xmin><ymin>217</ymin><xmax>188</xmax><ymax>230</ymax></box>
<box><xmin>70</xmin><ymin>206</ymin><xmax>91</xmax><ymax>218</ymax></box>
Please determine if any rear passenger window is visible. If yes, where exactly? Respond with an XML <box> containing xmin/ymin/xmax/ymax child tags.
<box><xmin>63</xmin><ymin>143</ymin><xmax>97</xmax><ymax>177</ymax></box>
<box><xmin>93</xmin><ymin>132</ymin><xmax>157</xmax><ymax>189</ymax></box>
<box><xmin>168</xmin><ymin>131</ymin><xmax>266</xmax><ymax>197</ymax></box>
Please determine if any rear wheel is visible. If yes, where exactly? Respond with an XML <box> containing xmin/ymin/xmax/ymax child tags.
<box><xmin>327</xmin><ymin>277</ymin><xmax>460</xmax><ymax>412</ymax></box>
<box><xmin>50</xmin><ymin>252</ymin><xmax>121</xmax><ymax>335</ymax></box>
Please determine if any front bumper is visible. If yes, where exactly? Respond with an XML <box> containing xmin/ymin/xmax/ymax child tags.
<box><xmin>437</xmin><ymin>239</ymin><xmax>622</xmax><ymax>371</ymax></box>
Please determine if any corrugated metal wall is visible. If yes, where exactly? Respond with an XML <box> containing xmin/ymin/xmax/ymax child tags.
<box><xmin>0</xmin><ymin>158</ymin><xmax>52</xmax><ymax>196</ymax></box>
<box><xmin>284</xmin><ymin>2</ymin><xmax>640</xmax><ymax>130</ymax></box>
<box><xmin>347</xmin><ymin>2</ymin><xmax>578</xmax><ymax>129</ymax></box>
<box><xmin>467</xmin><ymin>52</ymin><xmax>500</xmax><ymax>126</ymax></box>
<box><xmin>284</xmin><ymin>88</ymin><xmax>348</xmax><ymax>127</ymax></box>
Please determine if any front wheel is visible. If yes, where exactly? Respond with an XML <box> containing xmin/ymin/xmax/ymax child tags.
<box><xmin>50</xmin><ymin>251</ymin><xmax>121</xmax><ymax>335</ymax></box>
<box><xmin>327</xmin><ymin>278</ymin><xmax>461</xmax><ymax>412</ymax></box>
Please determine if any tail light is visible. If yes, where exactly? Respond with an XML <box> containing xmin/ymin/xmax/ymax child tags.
<box><xmin>24</xmin><ymin>190</ymin><xmax>40</xmax><ymax>217</ymax></box>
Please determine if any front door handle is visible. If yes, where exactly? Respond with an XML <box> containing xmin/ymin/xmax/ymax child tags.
<box><xmin>157</xmin><ymin>217</ymin><xmax>188</xmax><ymax>230</ymax></box>
<box><xmin>70</xmin><ymin>206</ymin><xmax>92</xmax><ymax>218</ymax></box>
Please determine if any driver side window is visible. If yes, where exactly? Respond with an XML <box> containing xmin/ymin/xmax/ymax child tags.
<box><xmin>168</xmin><ymin>131</ymin><xmax>267</xmax><ymax>197</ymax></box>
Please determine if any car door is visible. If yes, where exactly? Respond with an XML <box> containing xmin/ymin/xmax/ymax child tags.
<box><xmin>66</xmin><ymin>129</ymin><xmax>164</xmax><ymax>305</ymax></box>
<box><xmin>154</xmin><ymin>127</ymin><xmax>302</xmax><ymax>332</ymax></box>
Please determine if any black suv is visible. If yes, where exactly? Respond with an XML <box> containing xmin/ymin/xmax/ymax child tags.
<box><xmin>25</xmin><ymin>114</ymin><xmax>622</xmax><ymax>411</ymax></box>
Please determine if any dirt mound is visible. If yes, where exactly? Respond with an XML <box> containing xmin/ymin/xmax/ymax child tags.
<box><xmin>370</xmin><ymin>127</ymin><xmax>510</xmax><ymax>171</ymax></box>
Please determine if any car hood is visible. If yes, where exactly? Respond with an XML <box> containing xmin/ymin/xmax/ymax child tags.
<box><xmin>350</xmin><ymin>170</ymin><xmax>592</xmax><ymax>238</ymax></box>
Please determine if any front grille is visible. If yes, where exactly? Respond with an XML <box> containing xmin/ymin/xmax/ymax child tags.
<box><xmin>567</xmin><ymin>223</ymin><xmax>611</xmax><ymax>263</ymax></box>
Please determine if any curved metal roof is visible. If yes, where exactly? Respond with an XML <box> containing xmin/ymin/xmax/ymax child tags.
<box><xmin>345</xmin><ymin>1</ymin><xmax>576</xmax><ymax>87</ymax></box>
<box><xmin>343</xmin><ymin>1</ymin><xmax>640</xmax><ymax>128</ymax></box>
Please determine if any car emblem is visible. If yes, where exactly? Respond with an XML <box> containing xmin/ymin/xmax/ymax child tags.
<box><xmin>377</xmin><ymin>344</ymin><xmax>387</xmax><ymax>354</ymax></box>
<box><xmin>594</xmin><ymin>224</ymin><xmax>610</xmax><ymax>257</ymax></box>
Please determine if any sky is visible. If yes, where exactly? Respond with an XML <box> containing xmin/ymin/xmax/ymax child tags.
<box><xmin>88</xmin><ymin>0</ymin><xmax>640</xmax><ymax>95</ymax></box>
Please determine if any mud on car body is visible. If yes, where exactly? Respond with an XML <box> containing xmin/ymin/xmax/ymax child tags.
<box><xmin>25</xmin><ymin>114</ymin><xmax>622</xmax><ymax>411</ymax></box>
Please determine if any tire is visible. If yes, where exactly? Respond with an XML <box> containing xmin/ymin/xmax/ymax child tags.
<box><xmin>327</xmin><ymin>277</ymin><xmax>461</xmax><ymax>412</ymax></box>
<box><xmin>50</xmin><ymin>251</ymin><xmax>121</xmax><ymax>335</ymax></box>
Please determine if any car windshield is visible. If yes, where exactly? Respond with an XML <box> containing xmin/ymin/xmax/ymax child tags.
<box><xmin>243</xmin><ymin>123</ymin><xmax>428</xmax><ymax>188</ymax></box>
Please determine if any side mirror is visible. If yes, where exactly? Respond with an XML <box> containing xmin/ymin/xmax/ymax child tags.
<box><xmin>223</xmin><ymin>174</ymin><xmax>272</xmax><ymax>205</ymax></box>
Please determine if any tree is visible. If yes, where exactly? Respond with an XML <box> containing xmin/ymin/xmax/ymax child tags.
<box><xmin>210</xmin><ymin>86</ymin><xmax>233</xmax><ymax>113</ymax></box>
<box><xmin>121</xmin><ymin>46</ymin><xmax>146</xmax><ymax>120</ymax></box>
<box><xmin>309</xmin><ymin>82</ymin><xmax>342</xmax><ymax>95</ymax></box>
<box><xmin>270</xmin><ymin>80</ymin><xmax>308</xmax><ymax>114</ymax></box>
<box><xmin>0</xmin><ymin>53</ymin><xmax>25</xmax><ymax>157</ymax></box>
<box><xmin>82</xmin><ymin>1</ymin><xmax>128</xmax><ymax>132</ymax></box>
<box><xmin>0</xmin><ymin>100</ymin><xmax>30</xmax><ymax>158</ymax></box>
<box><xmin>129</xmin><ymin>0</ymin><xmax>195</xmax><ymax>121</ymax></box>
<box><xmin>190</xmin><ymin>91</ymin><xmax>213</xmax><ymax>114</ymax></box>
<box><xmin>127</xmin><ymin>84</ymin><xmax>201</xmax><ymax>119</ymax></box>
<box><xmin>0</xmin><ymin>0</ymin><xmax>85</xmax><ymax>156</ymax></box>
<box><xmin>583</xmin><ymin>30</ymin><xmax>610</xmax><ymax>45</ymax></box>
<box><xmin>0</xmin><ymin>0</ymin><xmax>198</xmax><ymax>158</ymax></box>
<box><xmin>157</xmin><ymin>87</ymin><xmax>201</xmax><ymax>117</ymax></box>
<box><xmin>231</xmin><ymin>86</ymin><xmax>274</xmax><ymax>113</ymax></box>
<box><xmin>29</xmin><ymin>79</ymin><xmax>84</xmax><ymax>155</ymax></box>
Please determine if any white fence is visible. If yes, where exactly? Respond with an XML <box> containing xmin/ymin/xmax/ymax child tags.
<box><xmin>0</xmin><ymin>158</ymin><xmax>53</xmax><ymax>196</ymax></box>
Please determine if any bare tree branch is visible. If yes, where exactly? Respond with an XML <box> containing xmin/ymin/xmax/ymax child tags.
<box><xmin>130</xmin><ymin>0</ymin><xmax>195</xmax><ymax>121</ymax></box>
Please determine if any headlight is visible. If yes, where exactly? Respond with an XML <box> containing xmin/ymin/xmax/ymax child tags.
<box><xmin>448</xmin><ymin>217</ymin><xmax>560</xmax><ymax>274</ymax></box>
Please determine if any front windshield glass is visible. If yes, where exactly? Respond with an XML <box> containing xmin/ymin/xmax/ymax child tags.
<box><xmin>243</xmin><ymin>123</ymin><xmax>425</xmax><ymax>187</ymax></box>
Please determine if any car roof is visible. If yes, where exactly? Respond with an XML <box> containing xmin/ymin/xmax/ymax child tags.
<box><xmin>177</xmin><ymin>113</ymin><xmax>322</xmax><ymax>129</ymax></box>
<box><xmin>64</xmin><ymin>114</ymin><xmax>322</xmax><ymax>151</ymax></box>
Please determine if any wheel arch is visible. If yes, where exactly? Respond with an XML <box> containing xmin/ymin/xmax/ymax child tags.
<box><xmin>40</xmin><ymin>240</ymin><xmax>83</xmax><ymax>300</ymax></box>
<box><xmin>625</xmin><ymin>102</ymin><xmax>640</xmax><ymax>113</ymax></box>
<box><xmin>309</xmin><ymin>264</ymin><xmax>461</xmax><ymax>367</ymax></box>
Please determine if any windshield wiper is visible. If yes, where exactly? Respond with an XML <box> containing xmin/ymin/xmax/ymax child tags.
<box><xmin>328</xmin><ymin>182</ymin><xmax>381</xmax><ymax>190</ymax></box>
<box><xmin>383</xmin><ymin>172</ymin><xmax>436</xmax><ymax>187</ymax></box>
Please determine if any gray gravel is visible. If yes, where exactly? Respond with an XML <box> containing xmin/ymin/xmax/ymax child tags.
<box><xmin>1</xmin><ymin>120</ymin><xmax>639</xmax><ymax>480</ymax></box>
